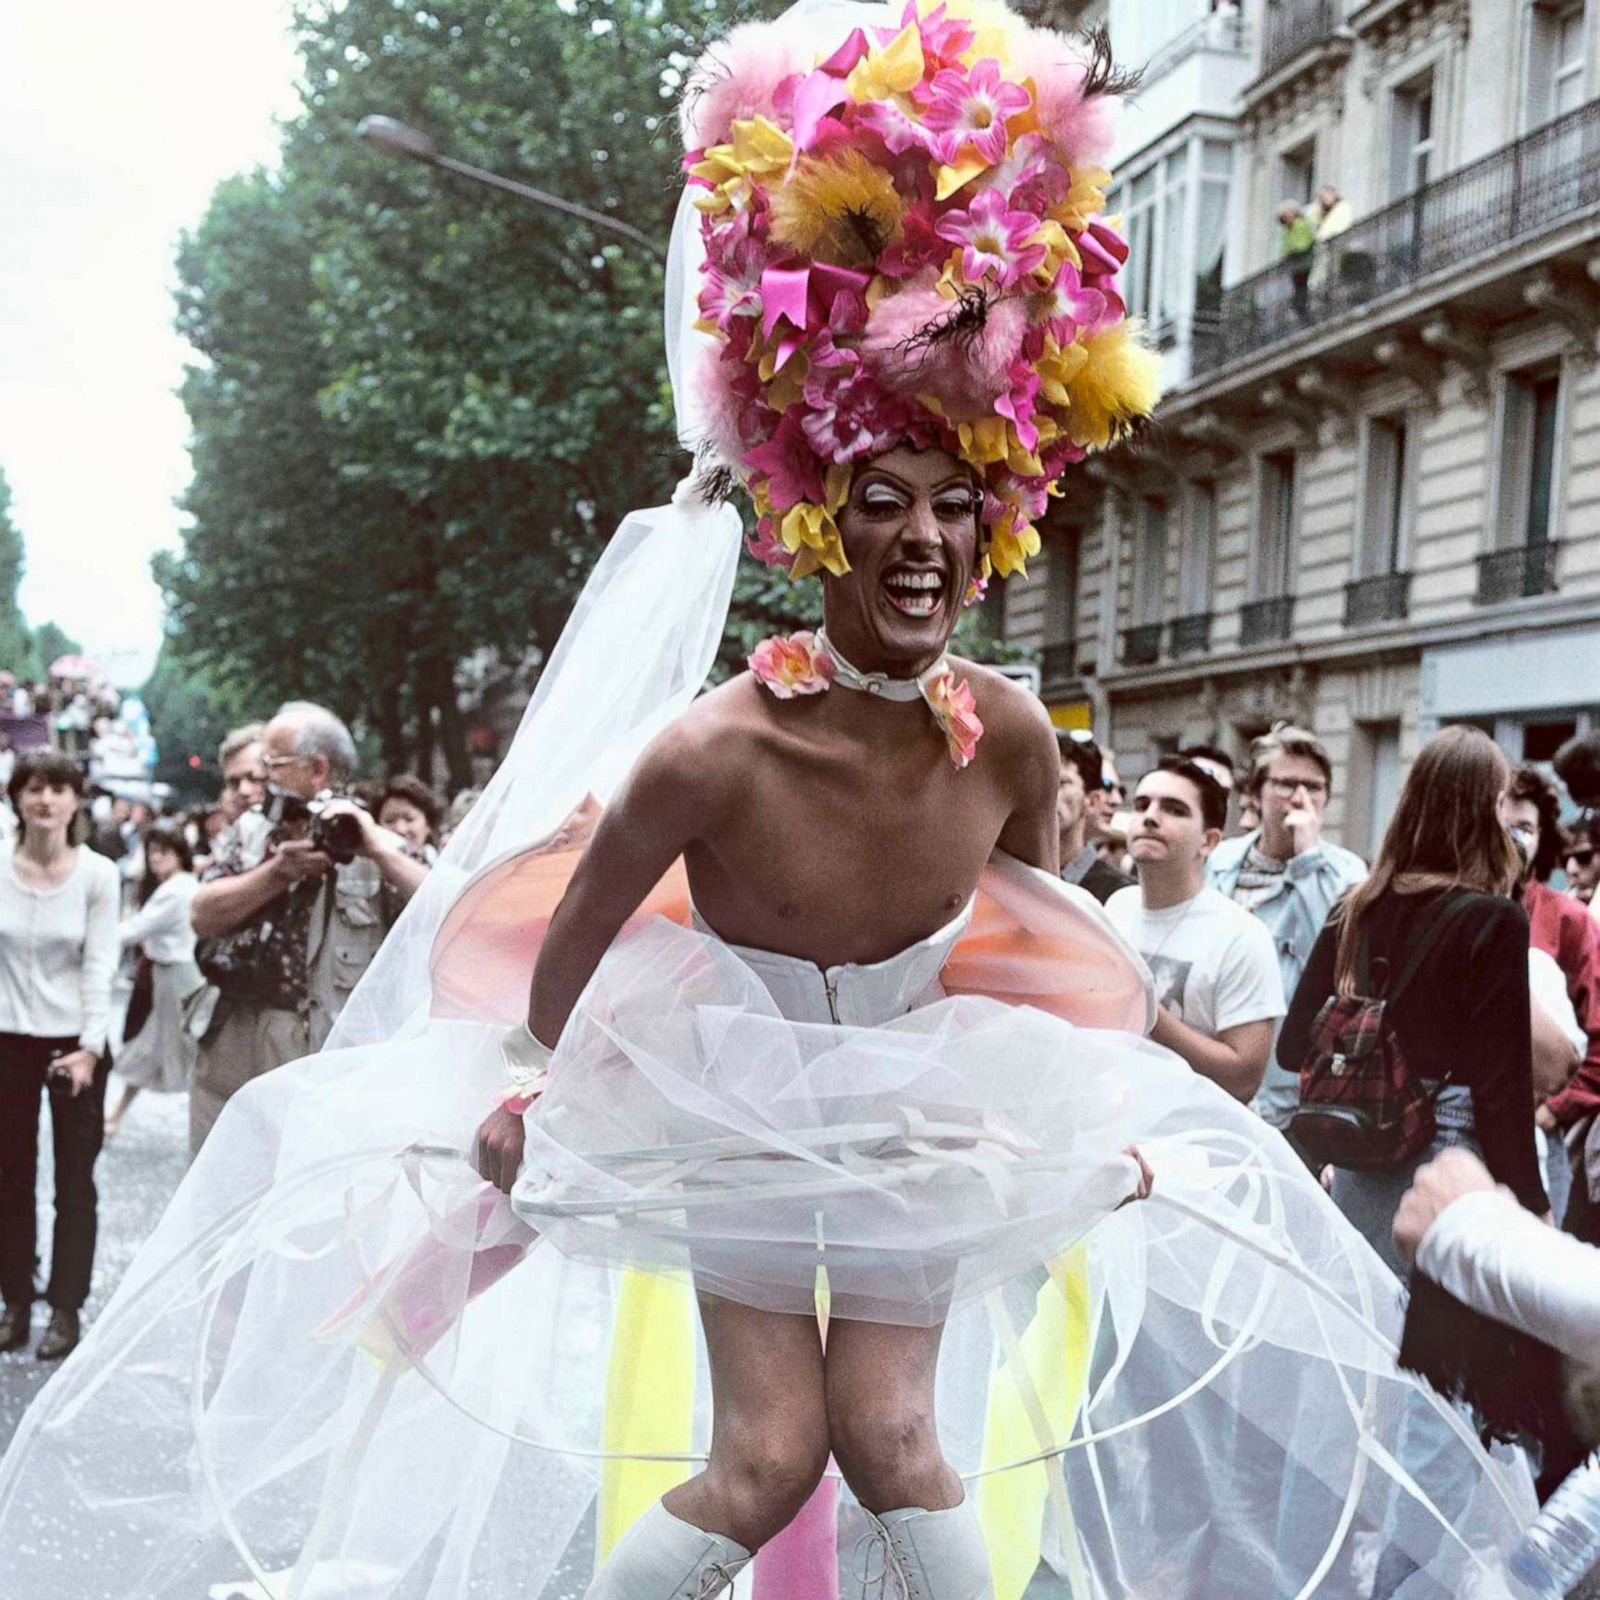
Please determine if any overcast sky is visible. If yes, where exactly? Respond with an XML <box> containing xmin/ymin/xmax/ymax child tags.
<box><xmin>0</xmin><ymin>2</ymin><xmax>302</xmax><ymax>687</ymax></box>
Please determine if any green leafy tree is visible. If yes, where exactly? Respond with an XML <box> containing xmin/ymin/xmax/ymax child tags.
<box><xmin>140</xmin><ymin>646</ymin><xmax>255</xmax><ymax>805</ymax></box>
<box><xmin>0</xmin><ymin>469</ymin><xmax>31</xmax><ymax>674</ymax></box>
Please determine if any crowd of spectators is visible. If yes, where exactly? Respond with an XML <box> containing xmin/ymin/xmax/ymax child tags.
<box><xmin>0</xmin><ymin>697</ymin><xmax>474</xmax><ymax>1361</ymax></box>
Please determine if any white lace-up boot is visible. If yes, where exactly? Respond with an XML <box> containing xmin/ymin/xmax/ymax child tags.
<box><xmin>859</xmin><ymin>1496</ymin><xmax>993</xmax><ymax>1599</ymax></box>
<box><xmin>582</xmin><ymin>1501</ymin><xmax>752</xmax><ymax>1599</ymax></box>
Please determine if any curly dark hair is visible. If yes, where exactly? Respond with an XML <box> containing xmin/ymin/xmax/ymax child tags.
<box><xmin>1509</xmin><ymin>763</ymin><xmax>1563</xmax><ymax>883</ymax></box>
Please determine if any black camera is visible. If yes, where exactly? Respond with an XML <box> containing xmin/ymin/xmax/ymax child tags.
<box><xmin>261</xmin><ymin>785</ymin><xmax>366</xmax><ymax>867</ymax></box>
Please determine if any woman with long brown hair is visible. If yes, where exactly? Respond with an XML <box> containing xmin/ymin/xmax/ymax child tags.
<box><xmin>1280</xmin><ymin>724</ymin><xmax>1547</xmax><ymax>1273</ymax></box>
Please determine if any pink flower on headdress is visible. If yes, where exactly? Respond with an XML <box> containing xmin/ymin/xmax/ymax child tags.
<box><xmin>801</xmin><ymin>336</ymin><xmax>894</xmax><ymax>463</ymax></box>
<box><xmin>924</xmin><ymin>671</ymin><xmax>984</xmax><ymax>768</ymax></box>
<box><xmin>906</xmin><ymin>0</ymin><xmax>976</xmax><ymax>71</ymax></box>
<box><xmin>746</xmin><ymin>518</ymin><xmax>796</xmax><ymax>568</ymax></box>
<box><xmin>962</xmin><ymin>571</ymin><xmax>989</xmax><ymax>608</ymax></box>
<box><xmin>878</xmin><ymin>194</ymin><xmax>945</xmax><ymax>278</ymax></box>
<box><xmin>699</xmin><ymin>219</ymin><xmax>767</xmax><ymax>336</ymax></box>
<box><xmin>749</xmin><ymin>631</ymin><xmax>836</xmax><ymax>698</ymax></box>
<box><xmin>1036</xmin><ymin>260</ymin><xmax>1110</xmax><ymax>341</ymax></box>
<box><xmin>919</xmin><ymin>59</ymin><xmax>1030</xmax><ymax>167</ymax></box>
<box><xmin>936</xmin><ymin>188</ymin><xmax>1047</xmax><ymax>289</ymax></box>
<box><xmin>854</xmin><ymin>97</ymin><xmax>933</xmax><ymax>158</ymax></box>
<box><xmin>994</xmin><ymin>358</ymin><xmax>1042</xmax><ymax>451</ymax></box>
<box><xmin>744</xmin><ymin>412</ymin><xmax>826</xmax><ymax>510</ymax></box>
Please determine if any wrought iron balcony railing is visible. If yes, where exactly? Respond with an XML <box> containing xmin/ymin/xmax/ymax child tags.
<box><xmin>1343</xmin><ymin>571</ymin><xmax>1412</xmax><ymax>626</ymax></box>
<box><xmin>1261</xmin><ymin>0</ymin><xmax>1338</xmax><ymax>76</ymax></box>
<box><xmin>1239</xmin><ymin>595</ymin><xmax>1295</xmax><ymax>648</ymax></box>
<box><xmin>1170</xmin><ymin>612</ymin><xmax>1213</xmax><ymax>657</ymax></box>
<box><xmin>1122</xmin><ymin>622</ymin><xmax>1164</xmax><ymax>667</ymax></box>
<box><xmin>1475</xmin><ymin>542</ymin><xmax>1559</xmax><ymax>605</ymax></box>
<box><xmin>1194</xmin><ymin>97</ymin><xmax>1600</xmax><ymax>375</ymax></box>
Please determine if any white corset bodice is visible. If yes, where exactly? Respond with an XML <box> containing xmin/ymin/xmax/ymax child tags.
<box><xmin>688</xmin><ymin>900</ymin><xmax>974</xmax><ymax>1027</ymax></box>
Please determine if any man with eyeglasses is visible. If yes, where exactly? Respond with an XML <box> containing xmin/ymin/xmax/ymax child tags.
<box><xmin>1206</xmin><ymin>723</ymin><xmax>1367</xmax><ymax>1130</ymax></box>
<box><xmin>1055</xmin><ymin>730</ymin><xmax>1133</xmax><ymax>905</ymax></box>
<box><xmin>186</xmin><ymin>702</ymin><xmax>425</xmax><ymax>1154</ymax></box>
<box><xmin>1564</xmin><ymin>821</ymin><xmax>1599</xmax><ymax>908</ymax></box>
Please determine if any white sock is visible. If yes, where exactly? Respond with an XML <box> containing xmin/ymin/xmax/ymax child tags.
<box><xmin>864</xmin><ymin>1493</ymin><xmax>993</xmax><ymax>1600</ymax></box>
<box><xmin>583</xmin><ymin>1500</ymin><xmax>752</xmax><ymax>1600</ymax></box>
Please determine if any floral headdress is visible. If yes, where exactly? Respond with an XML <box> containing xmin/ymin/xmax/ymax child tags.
<box><xmin>682</xmin><ymin>0</ymin><xmax>1160</xmax><ymax>584</ymax></box>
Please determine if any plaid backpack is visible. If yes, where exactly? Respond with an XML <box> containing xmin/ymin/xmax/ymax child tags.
<box><xmin>1288</xmin><ymin>892</ymin><xmax>1473</xmax><ymax>1174</ymax></box>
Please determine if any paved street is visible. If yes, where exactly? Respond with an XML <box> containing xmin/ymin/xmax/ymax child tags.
<box><xmin>0</xmin><ymin>1087</ymin><xmax>188</xmax><ymax>1451</ymax></box>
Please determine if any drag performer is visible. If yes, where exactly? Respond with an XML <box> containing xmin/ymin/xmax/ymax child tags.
<box><xmin>0</xmin><ymin>2</ymin><xmax>1540</xmax><ymax>1597</ymax></box>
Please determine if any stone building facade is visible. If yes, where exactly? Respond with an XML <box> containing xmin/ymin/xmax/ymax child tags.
<box><xmin>1003</xmin><ymin>0</ymin><xmax>1600</xmax><ymax>851</ymax></box>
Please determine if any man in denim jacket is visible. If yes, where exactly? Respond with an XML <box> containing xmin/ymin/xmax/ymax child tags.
<box><xmin>1206</xmin><ymin>724</ymin><xmax>1368</xmax><ymax>1128</ymax></box>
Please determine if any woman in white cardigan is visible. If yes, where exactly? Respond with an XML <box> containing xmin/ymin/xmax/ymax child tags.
<box><xmin>103</xmin><ymin>821</ymin><xmax>201</xmax><ymax>1139</ymax></box>
<box><xmin>0</xmin><ymin>749</ymin><xmax>119</xmax><ymax>1361</ymax></box>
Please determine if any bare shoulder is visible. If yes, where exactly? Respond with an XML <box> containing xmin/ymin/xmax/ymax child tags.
<box><xmin>622</xmin><ymin>675</ymin><xmax>766</xmax><ymax>816</ymax></box>
<box><xmin>950</xmin><ymin>658</ymin><xmax>1056</xmax><ymax>754</ymax></box>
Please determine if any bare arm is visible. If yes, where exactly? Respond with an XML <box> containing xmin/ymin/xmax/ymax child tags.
<box><xmin>477</xmin><ymin>728</ymin><xmax>714</xmax><ymax>1190</ymax></box>
<box><xmin>1150</xmin><ymin>1011</ymin><xmax>1275</xmax><ymax>1103</ymax></box>
<box><xmin>993</xmin><ymin>691</ymin><xmax>1061</xmax><ymax>876</ymax></box>
<box><xmin>190</xmin><ymin>843</ymin><xmax>329</xmax><ymax>939</ymax></box>
<box><xmin>1531</xmin><ymin>995</ymin><xmax>1581</xmax><ymax>1102</ymax></box>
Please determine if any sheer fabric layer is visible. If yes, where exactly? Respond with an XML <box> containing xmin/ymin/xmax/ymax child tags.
<box><xmin>0</xmin><ymin>903</ymin><xmax>1534</xmax><ymax>1598</ymax></box>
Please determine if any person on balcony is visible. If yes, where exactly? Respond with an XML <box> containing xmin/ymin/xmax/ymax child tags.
<box><xmin>1307</xmin><ymin>184</ymin><xmax>1353</xmax><ymax>293</ymax></box>
<box><xmin>1277</xmin><ymin>200</ymin><xmax>1316</xmax><ymax>320</ymax></box>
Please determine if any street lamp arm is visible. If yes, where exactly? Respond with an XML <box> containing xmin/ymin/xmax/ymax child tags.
<box><xmin>356</xmin><ymin>114</ymin><xmax>666</xmax><ymax>263</ymax></box>
<box><xmin>430</xmin><ymin>152</ymin><xmax>667</xmax><ymax>261</ymax></box>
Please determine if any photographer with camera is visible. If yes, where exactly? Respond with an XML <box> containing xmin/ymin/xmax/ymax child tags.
<box><xmin>186</xmin><ymin>702</ymin><xmax>424</xmax><ymax>1154</ymax></box>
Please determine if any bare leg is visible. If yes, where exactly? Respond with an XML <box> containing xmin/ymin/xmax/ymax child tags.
<box><xmin>826</xmin><ymin>1319</ymin><xmax>990</xmax><ymax>1598</ymax></box>
<box><xmin>662</xmin><ymin>1292</ymin><xmax>831</xmax><ymax>1551</ymax></box>
<box><xmin>104</xmin><ymin>1082</ymin><xmax>139</xmax><ymax>1139</ymax></box>
<box><xmin>824</xmin><ymin>1318</ymin><xmax>962</xmax><ymax>1513</ymax></box>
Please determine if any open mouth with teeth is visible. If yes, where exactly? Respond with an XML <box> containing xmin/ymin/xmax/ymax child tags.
<box><xmin>880</xmin><ymin>566</ymin><xmax>947</xmax><ymax>618</ymax></box>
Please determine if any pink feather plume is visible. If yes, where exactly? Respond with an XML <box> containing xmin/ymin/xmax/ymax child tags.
<box><xmin>1012</xmin><ymin>29</ymin><xmax>1120</xmax><ymax>168</ymax></box>
<box><xmin>861</xmin><ymin>274</ymin><xmax>1030</xmax><ymax>420</ymax></box>
<box><xmin>680</xmin><ymin>24</ymin><xmax>804</xmax><ymax>151</ymax></box>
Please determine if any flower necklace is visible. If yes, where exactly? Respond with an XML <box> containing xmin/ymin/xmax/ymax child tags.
<box><xmin>747</xmin><ymin>627</ymin><xmax>984</xmax><ymax>769</ymax></box>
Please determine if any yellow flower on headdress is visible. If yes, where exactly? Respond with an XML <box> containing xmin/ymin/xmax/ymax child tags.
<box><xmin>988</xmin><ymin>502</ymin><xmax>1041</xmax><ymax>578</ymax></box>
<box><xmin>782</xmin><ymin>504</ymin><xmax>849</xmax><ymax>578</ymax></box>
<box><xmin>1036</xmin><ymin>337</ymin><xmax>1087</xmax><ymax>407</ymax></box>
<box><xmin>689</xmin><ymin>117</ymin><xmax>794</xmax><ymax>216</ymax></box>
<box><xmin>844</xmin><ymin>23</ymin><xmax>926</xmax><ymax>102</ymax></box>
<box><xmin>1052</xmin><ymin>167</ymin><xmax>1111</xmax><ymax>235</ymax></box>
<box><xmin>1061</xmin><ymin>321</ymin><xmax>1162</xmax><ymax>451</ymax></box>
<box><xmin>769</xmin><ymin>149</ymin><xmax>905</xmax><ymax>269</ymax></box>
<box><xmin>955</xmin><ymin>417</ymin><xmax>1043</xmax><ymax>477</ymax></box>
<box><xmin>777</xmin><ymin>463</ymin><xmax>853</xmax><ymax>579</ymax></box>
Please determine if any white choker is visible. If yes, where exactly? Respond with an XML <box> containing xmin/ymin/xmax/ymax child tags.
<box><xmin>746</xmin><ymin>628</ymin><xmax>985</xmax><ymax>768</ymax></box>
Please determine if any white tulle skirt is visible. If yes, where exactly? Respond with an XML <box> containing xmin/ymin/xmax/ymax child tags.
<box><xmin>0</xmin><ymin>913</ymin><xmax>1535</xmax><ymax>1600</ymax></box>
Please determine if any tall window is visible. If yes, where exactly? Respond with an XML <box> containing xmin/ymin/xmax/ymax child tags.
<box><xmin>1257</xmin><ymin>451</ymin><xmax>1297</xmax><ymax>597</ymax></box>
<box><xmin>1180</xmin><ymin>480</ymin><xmax>1217</xmax><ymax>615</ymax></box>
<box><xmin>1277</xmin><ymin>138</ymin><xmax>1315</xmax><ymax>208</ymax></box>
<box><xmin>1390</xmin><ymin>72</ymin><xmax>1436</xmax><ymax>197</ymax></box>
<box><xmin>1115</xmin><ymin>152</ymin><xmax>1191</xmax><ymax>333</ymax></box>
<box><xmin>1359</xmin><ymin>415</ymin><xmax>1412</xmax><ymax>575</ymax></box>
<box><xmin>1498</xmin><ymin>367</ymin><xmax>1563</xmax><ymax>546</ymax></box>
<box><xmin>1526</xmin><ymin>0</ymin><xmax>1589</xmax><ymax>127</ymax></box>
<box><xmin>1135</xmin><ymin>497</ymin><xmax>1169</xmax><ymax>624</ymax></box>
<box><xmin>1194</xmin><ymin>141</ymin><xmax>1233</xmax><ymax>333</ymax></box>
<box><xmin>1044</xmin><ymin>533</ymin><xmax>1078</xmax><ymax>646</ymax></box>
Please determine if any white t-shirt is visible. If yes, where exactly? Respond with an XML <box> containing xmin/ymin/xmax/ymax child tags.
<box><xmin>1105</xmin><ymin>884</ymin><xmax>1286</xmax><ymax>1039</ymax></box>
